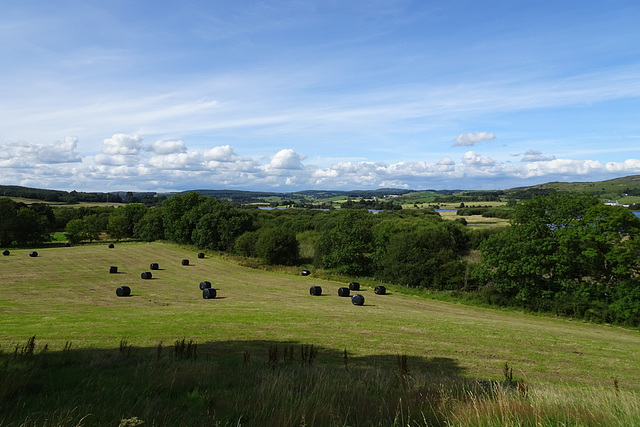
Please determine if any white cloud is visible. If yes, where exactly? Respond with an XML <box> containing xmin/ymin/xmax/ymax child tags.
<box><xmin>0</xmin><ymin>137</ymin><xmax>81</xmax><ymax>165</ymax></box>
<box><xmin>268</xmin><ymin>149</ymin><xmax>306</xmax><ymax>170</ymax></box>
<box><xmin>101</xmin><ymin>134</ymin><xmax>144</xmax><ymax>155</ymax></box>
<box><xmin>203</xmin><ymin>145</ymin><xmax>239</xmax><ymax>162</ymax></box>
<box><xmin>521</xmin><ymin>150</ymin><xmax>557</xmax><ymax>162</ymax></box>
<box><xmin>437</xmin><ymin>157</ymin><xmax>455</xmax><ymax>166</ymax></box>
<box><xmin>454</xmin><ymin>131</ymin><xmax>496</xmax><ymax>147</ymax></box>
<box><xmin>149</xmin><ymin>139</ymin><xmax>187</xmax><ymax>155</ymax></box>
<box><xmin>462</xmin><ymin>151</ymin><xmax>497</xmax><ymax>166</ymax></box>
<box><xmin>147</xmin><ymin>152</ymin><xmax>203</xmax><ymax>170</ymax></box>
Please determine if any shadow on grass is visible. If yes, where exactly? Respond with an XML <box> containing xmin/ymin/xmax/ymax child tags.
<box><xmin>0</xmin><ymin>337</ymin><xmax>484</xmax><ymax>426</ymax></box>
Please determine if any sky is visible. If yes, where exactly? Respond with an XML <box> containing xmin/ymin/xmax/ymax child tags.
<box><xmin>1</xmin><ymin>0</ymin><xmax>640</xmax><ymax>193</ymax></box>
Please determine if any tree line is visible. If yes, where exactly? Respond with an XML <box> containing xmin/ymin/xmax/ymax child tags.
<box><xmin>2</xmin><ymin>192</ymin><xmax>639</xmax><ymax>327</ymax></box>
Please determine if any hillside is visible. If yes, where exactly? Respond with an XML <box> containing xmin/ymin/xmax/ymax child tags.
<box><xmin>4</xmin><ymin>174</ymin><xmax>640</xmax><ymax>205</ymax></box>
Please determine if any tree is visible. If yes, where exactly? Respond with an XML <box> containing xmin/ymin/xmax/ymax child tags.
<box><xmin>107</xmin><ymin>214</ymin><xmax>128</xmax><ymax>242</ymax></box>
<box><xmin>65</xmin><ymin>219</ymin><xmax>86</xmax><ymax>244</ymax></box>
<box><xmin>134</xmin><ymin>208</ymin><xmax>165</xmax><ymax>241</ymax></box>
<box><xmin>480</xmin><ymin>194</ymin><xmax>640</xmax><ymax>314</ymax></box>
<box><xmin>0</xmin><ymin>198</ymin><xmax>19</xmax><ymax>246</ymax></box>
<box><xmin>255</xmin><ymin>227</ymin><xmax>299</xmax><ymax>265</ymax></box>
<box><xmin>315</xmin><ymin>210</ymin><xmax>374</xmax><ymax>276</ymax></box>
<box><xmin>374</xmin><ymin>223</ymin><xmax>466</xmax><ymax>289</ymax></box>
<box><xmin>83</xmin><ymin>215</ymin><xmax>102</xmax><ymax>243</ymax></box>
<box><xmin>162</xmin><ymin>192</ymin><xmax>210</xmax><ymax>243</ymax></box>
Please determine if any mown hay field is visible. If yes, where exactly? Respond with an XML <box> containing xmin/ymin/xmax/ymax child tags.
<box><xmin>1</xmin><ymin>242</ymin><xmax>639</xmax><ymax>390</ymax></box>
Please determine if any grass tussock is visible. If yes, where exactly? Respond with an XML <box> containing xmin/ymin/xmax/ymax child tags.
<box><xmin>1</xmin><ymin>337</ymin><xmax>639</xmax><ymax>426</ymax></box>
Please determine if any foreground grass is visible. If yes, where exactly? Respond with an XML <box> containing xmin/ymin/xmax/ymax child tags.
<box><xmin>1</xmin><ymin>242</ymin><xmax>640</xmax><ymax>425</ymax></box>
<box><xmin>2</xmin><ymin>338</ymin><xmax>639</xmax><ymax>426</ymax></box>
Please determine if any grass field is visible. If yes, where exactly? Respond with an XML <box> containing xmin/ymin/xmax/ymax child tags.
<box><xmin>1</xmin><ymin>242</ymin><xmax>640</xmax><ymax>425</ymax></box>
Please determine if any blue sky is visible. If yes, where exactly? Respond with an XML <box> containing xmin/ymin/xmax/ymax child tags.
<box><xmin>2</xmin><ymin>0</ymin><xmax>640</xmax><ymax>192</ymax></box>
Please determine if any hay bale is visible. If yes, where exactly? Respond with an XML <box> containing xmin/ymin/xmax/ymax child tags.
<box><xmin>203</xmin><ymin>288</ymin><xmax>217</xmax><ymax>299</ymax></box>
<box><xmin>338</xmin><ymin>287</ymin><xmax>350</xmax><ymax>297</ymax></box>
<box><xmin>348</xmin><ymin>282</ymin><xmax>360</xmax><ymax>291</ymax></box>
<box><xmin>301</xmin><ymin>269</ymin><xmax>311</xmax><ymax>276</ymax></box>
<box><xmin>198</xmin><ymin>252</ymin><xmax>205</xmax><ymax>259</ymax></box>
<box><xmin>116</xmin><ymin>286</ymin><xmax>131</xmax><ymax>297</ymax></box>
<box><xmin>64</xmin><ymin>242</ymin><xmax>71</xmax><ymax>247</ymax></box>
<box><xmin>108</xmin><ymin>243</ymin><xmax>115</xmax><ymax>248</ymax></box>
<box><xmin>182</xmin><ymin>259</ymin><xmax>189</xmax><ymax>266</ymax></box>
<box><xmin>351</xmin><ymin>294</ymin><xmax>365</xmax><ymax>306</ymax></box>
<box><xmin>374</xmin><ymin>285</ymin><xmax>386</xmax><ymax>295</ymax></box>
<box><xmin>141</xmin><ymin>271</ymin><xmax>153</xmax><ymax>280</ymax></box>
<box><xmin>150</xmin><ymin>263</ymin><xmax>159</xmax><ymax>270</ymax></box>
<box><xmin>109</xmin><ymin>266</ymin><xmax>118</xmax><ymax>274</ymax></box>
<box><xmin>199</xmin><ymin>280</ymin><xmax>211</xmax><ymax>290</ymax></box>
<box><xmin>309</xmin><ymin>286</ymin><xmax>322</xmax><ymax>296</ymax></box>
<box><xmin>2</xmin><ymin>250</ymin><xmax>9</xmax><ymax>256</ymax></box>
<box><xmin>29</xmin><ymin>251</ymin><xmax>38</xmax><ymax>257</ymax></box>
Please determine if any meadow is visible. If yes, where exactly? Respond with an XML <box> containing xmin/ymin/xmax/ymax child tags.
<box><xmin>1</xmin><ymin>242</ymin><xmax>640</xmax><ymax>426</ymax></box>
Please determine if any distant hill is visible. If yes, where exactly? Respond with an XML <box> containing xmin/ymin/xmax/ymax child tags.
<box><xmin>4</xmin><ymin>175</ymin><xmax>640</xmax><ymax>205</ymax></box>
<box><xmin>503</xmin><ymin>175</ymin><xmax>640</xmax><ymax>202</ymax></box>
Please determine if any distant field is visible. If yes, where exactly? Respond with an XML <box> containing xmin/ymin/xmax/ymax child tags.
<box><xmin>1</xmin><ymin>242</ymin><xmax>638</xmax><ymax>390</ymax></box>
<box><xmin>437</xmin><ymin>209</ymin><xmax>510</xmax><ymax>227</ymax></box>
<box><xmin>6</xmin><ymin>196</ymin><xmax>124</xmax><ymax>207</ymax></box>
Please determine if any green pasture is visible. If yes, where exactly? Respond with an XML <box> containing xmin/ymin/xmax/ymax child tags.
<box><xmin>1</xmin><ymin>242</ymin><xmax>638</xmax><ymax>390</ymax></box>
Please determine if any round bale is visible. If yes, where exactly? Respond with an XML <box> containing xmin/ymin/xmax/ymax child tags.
<box><xmin>374</xmin><ymin>285</ymin><xmax>386</xmax><ymax>295</ymax></box>
<box><xmin>116</xmin><ymin>286</ymin><xmax>131</xmax><ymax>297</ymax></box>
<box><xmin>2</xmin><ymin>250</ymin><xmax>9</xmax><ymax>256</ymax></box>
<box><xmin>338</xmin><ymin>287</ymin><xmax>350</xmax><ymax>297</ymax></box>
<box><xmin>141</xmin><ymin>271</ymin><xmax>152</xmax><ymax>280</ymax></box>
<box><xmin>108</xmin><ymin>243</ymin><xmax>115</xmax><ymax>248</ymax></box>
<box><xmin>150</xmin><ymin>263</ymin><xmax>159</xmax><ymax>270</ymax></box>
<box><xmin>199</xmin><ymin>280</ymin><xmax>211</xmax><ymax>290</ymax></box>
<box><xmin>64</xmin><ymin>242</ymin><xmax>71</xmax><ymax>247</ymax></box>
<box><xmin>203</xmin><ymin>288</ymin><xmax>217</xmax><ymax>299</ymax></box>
<box><xmin>109</xmin><ymin>266</ymin><xmax>118</xmax><ymax>274</ymax></box>
<box><xmin>29</xmin><ymin>251</ymin><xmax>38</xmax><ymax>257</ymax></box>
<box><xmin>182</xmin><ymin>259</ymin><xmax>189</xmax><ymax>266</ymax></box>
<box><xmin>351</xmin><ymin>294</ymin><xmax>365</xmax><ymax>306</ymax></box>
<box><xmin>309</xmin><ymin>286</ymin><xmax>322</xmax><ymax>296</ymax></box>
<box><xmin>301</xmin><ymin>269</ymin><xmax>311</xmax><ymax>276</ymax></box>
<box><xmin>348</xmin><ymin>282</ymin><xmax>360</xmax><ymax>291</ymax></box>
<box><xmin>198</xmin><ymin>252</ymin><xmax>205</xmax><ymax>259</ymax></box>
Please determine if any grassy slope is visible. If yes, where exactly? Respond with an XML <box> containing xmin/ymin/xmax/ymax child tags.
<box><xmin>1</xmin><ymin>242</ymin><xmax>639</xmax><ymax>391</ymax></box>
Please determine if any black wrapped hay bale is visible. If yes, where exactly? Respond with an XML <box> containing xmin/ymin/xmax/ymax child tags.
<box><xmin>338</xmin><ymin>287</ymin><xmax>350</xmax><ymax>297</ymax></box>
<box><xmin>203</xmin><ymin>288</ymin><xmax>217</xmax><ymax>299</ymax></box>
<box><xmin>109</xmin><ymin>266</ymin><xmax>118</xmax><ymax>274</ymax></box>
<box><xmin>309</xmin><ymin>286</ymin><xmax>322</xmax><ymax>296</ymax></box>
<box><xmin>374</xmin><ymin>285</ymin><xmax>386</xmax><ymax>295</ymax></box>
<box><xmin>198</xmin><ymin>252</ymin><xmax>205</xmax><ymax>259</ymax></box>
<box><xmin>29</xmin><ymin>251</ymin><xmax>38</xmax><ymax>257</ymax></box>
<box><xmin>141</xmin><ymin>271</ymin><xmax>153</xmax><ymax>280</ymax></box>
<box><xmin>2</xmin><ymin>250</ymin><xmax>9</xmax><ymax>256</ymax></box>
<box><xmin>108</xmin><ymin>243</ymin><xmax>115</xmax><ymax>248</ymax></box>
<box><xmin>182</xmin><ymin>259</ymin><xmax>189</xmax><ymax>266</ymax></box>
<box><xmin>64</xmin><ymin>242</ymin><xmax>71</xmax><ymax>247</ymax></box>
<box><xmin>301</xmin><ymin>269</ymin><xmax>311</xmax><ymax>276</ymax></box>
<box><xmin>348</xmin><ymin>281</ymin><xmax>360</xmax><ymax>291</ymax></box>
<box><xmin>116</xmin><ymin>286</ymin><xmax>131</xmax><ymax>297</ymax></box>
<box><xmin>351</xmin><ymin>294</ymin><xmax>365</xmax><ymax>306</ymax></box>
<box><xmin>199</xmin><ymin>281</ymin><xmax>211</xmax><ymax>290</ymax></box>
<box><xmin>150</xmin><ymin>263</ymin><xmax>159</xmax><ymax>270</ymax></box>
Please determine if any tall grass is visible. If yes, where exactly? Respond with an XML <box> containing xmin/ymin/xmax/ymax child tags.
<box><xmin>2</xmin><ymin>337</ymin><xmax>639</xmax><ymax>426</ymax></box>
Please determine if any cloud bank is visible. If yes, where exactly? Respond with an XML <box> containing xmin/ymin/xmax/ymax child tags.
<box><xmin>2</xmin><ymin>134</ymin><xmax>640</xmax><ymax>192</ymax></box>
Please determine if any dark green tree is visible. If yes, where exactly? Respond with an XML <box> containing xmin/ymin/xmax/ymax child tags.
<box><xmin>254</xmin><ymin>227</ymin><xmax>299</xmax><ymax>265</ymax></box>
<box><xmin>480</xmin><ymin>194</ymin><xmax>640</xmax><ymax>314</ymax></box>
<box><xmin>134</xmin><ymin>208</ymin><xmax>165</xmax><ymax>241</ymax></box>
<box><xmin>315</xmin><ymin>210</ymin><xmax>374</xmax><ymax>276</ymax></box>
